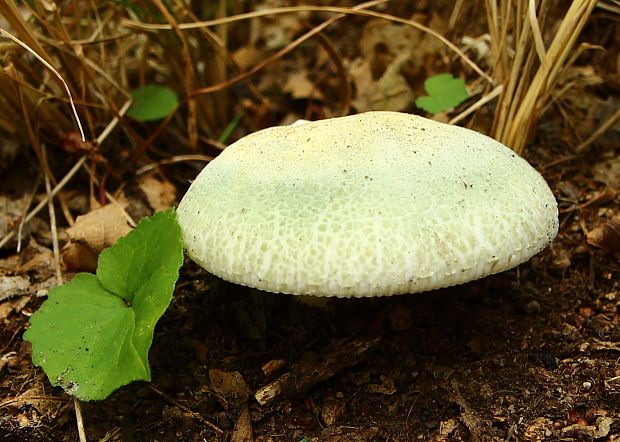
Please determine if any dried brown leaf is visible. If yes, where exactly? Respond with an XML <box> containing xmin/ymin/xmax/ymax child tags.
<box><xmin>138</xmin><ymin>176</ymin><xmax>177</xmax><ymax>212</ymax></box>
<box><xmin>65</xmin><ymin>204</ymin><xmax>131</xmax><ymax>254</ymax></box>
<box><xmin>350</xmin><ymin>54</ymin><xmax>414</xmax><ymax>112</ymax></box>
<box><xmin>587</xmin><ymin>215</ymin><xmax>620</xmax><ymax>255</ymax></box>
<box><xmin>209</xmin><ymin>369</ymin><xmax>250</xmax><ymax>404</ymax></box>
<box><xmin>231</xmin><ymin>405</ymin><xmax>253</xmax><ymax>442</ymax></box>
<box><xmin>0</xmin><ymin>275</ymin><xmax>29</xmax><ymax>301</ymax></box>
<box><xmin>61</xmin><ymin>242</ymin><xmax>98</xmax><ymax>273</ymax></box>
<box><xmin>283</xmin><ymin>71</ymin><xmax>324</xmax><ymax>100</ymax></box>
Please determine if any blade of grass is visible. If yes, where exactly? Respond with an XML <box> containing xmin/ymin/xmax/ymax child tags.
<box><xmin>0</xmin><ymin>27</ymin><xmax>85</xmax><ymax>141</ymax></box>
<box><xmin>123</xmin><ymin>3</ymin><xmax>492</xmax><ymax>84</ymax></box>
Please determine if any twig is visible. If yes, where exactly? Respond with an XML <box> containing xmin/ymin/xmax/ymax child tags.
<box><xmin>42</xmin><ymin>146</ymin><xmax>63</xmax><ymax>285</ymax></box>
<box><xmin>148</xmin><ymin>386</ymin><xmax>224</xmax><ymax>434</ymax></box>
<box><xmin>255</xmin><ymin>337</ymin><xmax>379</xmax><ymax>406</ymax></box>
<box><xmin>0</xmin><ymin>99</ymin><xmax>132</xmax><ymax>250</ymax></box>
<box><xmin>576</xmin><ymin>107</ymin><xmax>620</xmax><ymax>152</ymax></box>
<box><xmin>74</xmin><ymin>397</ymin><xmax>88</xmax><ymax>442</ymax></box>
<box><xmin>0</xmin><ymin>157</ymin><xmax>86</xmax><ymax>250</ymax></box>
<box><xmin>135</xmin><ymin>154</ymin><xmax>214</xmax><ymax>176</ymax></box>
<box><xmin>449</xmin><ymin>85</ymin><xmax>503</xmax><ymax>125</ymax></box>
<box><xmin>17</xmin><ymin>178</ymin><xmax>41</xmax><ymax>253</ymax></box>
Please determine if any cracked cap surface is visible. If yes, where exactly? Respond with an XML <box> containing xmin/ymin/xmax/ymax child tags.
<box><xmin>177</xmin><ymin>112</ymin><xmax>559</xmax><ymax>297</ymax></box>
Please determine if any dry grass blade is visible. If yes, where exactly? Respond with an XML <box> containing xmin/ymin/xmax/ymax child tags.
<box><xmin>73</xmin><ymin>398</ymin><xmax>87</xmax><ymax>442</ymax></box>
<box><xmin>313</xmin><ymin>32</ymin><xmax>351</xmax><ymax>116</ymax></box>
<box><xmin>0</xmin><ymin>157</ymin><xmax>86</xmax><ymax>250</ymax></box>
<box><xmin>42</xmin><ymin>146</ymin><xmax>63</xmax><ymax>285</ymax></box>
<box><xmin>449</xmin><ymin>85</ymin><xmax>503</xmax><ymax>125</ymax></box>
<box><xmin>576</xmin><ymin>107</ymin><xmax>620</xmax><ymax>152</ymax></box>
<box><xmin>489</xmin><ymin>0</ymin><xmax>598</xmax><ymax>154</ymax></box>
<box><xmin>0</xmin><ymin>27</ymin><xmax>85</xmax><ymax>141</ymax></box>
<box><xmin>123</xmin><ymin>3</ymin><xmax>491</xmax><ymax>85</ymax></box>
<box><xmin>190</xmin><ymin>1</ymin><xmax>387</xmax><ymax>97</ymax></box>
<box><xmin>0</xmin><ymin>99</ymin><xmax>132</xmax><ymax>250</ymax></box>
<box><xmin>528</xmin><ymin>0</ymin><xmax>547</xmax><ymax>68</ymax></box>
<box><xmin>151</xmin><ymin>0</ymin><xmax>198</xmax><ymax>149</ymax></box>
<box><xmin>0</xmin><ymin>1</ymin><xmax>53</xmax><ymax>64</ymax></box>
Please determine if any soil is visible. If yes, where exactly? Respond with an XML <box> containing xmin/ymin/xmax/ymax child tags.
<box><xmin>1</xmin><ymin>2</ymin><xmax>619</xmax><ymax>442</ymax></box>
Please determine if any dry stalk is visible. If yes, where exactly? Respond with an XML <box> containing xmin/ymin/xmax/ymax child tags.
<box><xmin>0</xmin><ymin>26</ymin><xmax>85</xmax><ymax>140</ymax></box>
<box><xmin>151</xmin><ymin>0</ymin><xmax>198</xmax><ymax>149</ymax></box>
<box><xmin>123</xmin><ymin>3</ymin><xmax>491</xmax><ymax>85</ymax></box>
<box><xmin>0</xmin><ymin>99</ymin><xmax>132</xmax><ymax>250</ymax></box>
<box><xmin>487</xmin><ymin>0</ymin><xmax>598</xmax><ymax>154</ymax></box>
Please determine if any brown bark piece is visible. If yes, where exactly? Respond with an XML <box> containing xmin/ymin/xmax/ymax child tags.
<box><xmin>255</xmin><ymin>337</ymin><xmax>379</xmax><ymax>406</ymax></box>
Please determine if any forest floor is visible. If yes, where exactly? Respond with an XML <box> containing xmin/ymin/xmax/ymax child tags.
<box><xmin>0</xmin><ymin>2</ymin><xmax>619</xmax><ymax>441</ymax></box>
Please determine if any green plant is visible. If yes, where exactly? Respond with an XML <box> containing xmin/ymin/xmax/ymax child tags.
<box><xmin>126</xmin><ymin>84</ymin><xmax>179</xmax><ymax>122</ymax></box>
<box><xmin>415</xmin><ymin>73</ymin><xmax>468</xmax><ymax>114</ymax></box>
<box><xmin>24</xmin><ymin>209</ymin><xmax>183</xmax><ymax>401</ymax></box>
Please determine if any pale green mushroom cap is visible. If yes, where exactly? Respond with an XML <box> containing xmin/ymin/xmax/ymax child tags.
<box><xmin>177</xmin><ymin>112</ymin><xmax>558</xmax><ymax>297</ymax></box>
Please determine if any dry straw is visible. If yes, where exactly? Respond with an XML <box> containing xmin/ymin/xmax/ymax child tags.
<box><xmin>486</xmin><ymin>0</ymin><xmax>598</xmax><ymax>154</ymax></box>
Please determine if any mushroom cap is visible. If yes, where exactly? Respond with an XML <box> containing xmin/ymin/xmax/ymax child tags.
<box><xmin>177</xmin><ymin>112</ymin><xmax>558</xmax><ymax>297</ymax></box>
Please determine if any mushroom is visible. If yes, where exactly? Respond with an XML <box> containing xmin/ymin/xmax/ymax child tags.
<box><xmin>177</xmin><ymin>111</ymin><xmax>558</xmax><ymax>297</ymax></box>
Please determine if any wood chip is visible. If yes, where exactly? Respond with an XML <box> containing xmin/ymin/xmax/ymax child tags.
<box><xmin>255</xmin><ymin>337</ymin><xmax>379</xmax><ymax>406</ymax></box>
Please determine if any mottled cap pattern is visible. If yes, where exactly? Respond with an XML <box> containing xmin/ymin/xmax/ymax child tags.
<box><xmin>177</xmin><ymin>112</ymin><xmax>559</xmax><ymax>297</ymax></box>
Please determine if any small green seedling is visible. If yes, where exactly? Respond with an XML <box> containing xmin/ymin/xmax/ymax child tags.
<box><xmin>415</xmin><ymin>73</ymin><xmax>468</xmax><ymax>114</ymax></box>
<box><xmin>126</xmin><ymin>84</ymin><xmax>179</xmax><ymax>122</ymax></box>
<box><xmin>24</xmin><ymin>209</ymin><xmax>183</xmax><ymax>401</ymax></box>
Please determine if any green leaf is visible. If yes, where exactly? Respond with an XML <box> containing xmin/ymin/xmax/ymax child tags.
<box><xmin>97</xmin><ymin>210</ymin><xmax>184</xmax><ymax>358</ymax></box>
<box><xmin>415</xmin><ymin>73</ymin><xmax>468</xmax><ymax>114</ymax></box>
<box><xmin>24</xmin><ymin>209</ymin><xmax>184</xmax><ymax>401</ymax></box>
<box><xmin>24</xmin><ymin>274</ymin><xmax>145</xmax><ymax>400</ymax></box>
<box><xmin>126</xmin><ymin>85</ymin><xmax>179</xmax><ymax>122</ymax></box>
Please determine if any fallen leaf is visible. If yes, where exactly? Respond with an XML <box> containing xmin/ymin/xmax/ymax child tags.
<box><xmin>357</xmin><ymin>19</ymin><xmax>425</xmax><ymax>73</ymax></box>
<box><xmin>587</xmin><ymin>214</ymin><xmax>620</xmax><ymax>256</ymax></box>
<box><xmin>209</xmin><ymin>369</ymin><xmax>250</xmax><ymax>405</ymax></box>
<box><xmin>350</xmin><ymin>53</ymin><xmax>414</xmax><ymax>112</ymax></box>
<box><xmin>0</xmin><ymin>275</ymin><xmax>30</xmax><ymax>301</ymax></box>
<box><xmin>232</xmin><ymin>46</ymin><xmax>264</xmax><ymax>71</ymax></box>
<box><xmin>250</xmin><ymin>0</ymin><xmax>307</xmax><ymax>50</ymax></box>
<box><xmin>66</xmin><ymin>204</ymin><xmax>131</xmax><ymax>254</ymax></box>
<box><xmin>61</xmin><ymin>242</ymin><xmax>98</xmax><ymax>273</ymax></box>
<box><xmin>138</xmin><ymin>175</ymin><xmax>177</xmax><ymax>212</ymax></box>
<box><xmin>17</xmin><ymin>244</ymin><xmax>54</xmax><ymax>279</ymax></box>
<box><xmin>231</xmin><ymin>405</ymin><xmax>253</xmax><ymax>442</ymax></box>
<box><xmin>0</xmin><ymin>302</ymin><xmax>15</xmax><ymax>320</ymax></box>
<box><xmin>283</xmin><ymin>71</ymin><xmax>324</xmax><ymax>100</ymax></box>
<box><xmin>562</xmin><ymin>416</ymin><xmax>615</xmax><ymax>439</ymax></box>
<box><xmin>0</xmin><ymin>380</ymin><xmax>64</xmax><ymax>425</ymax></box>
<box><xmin>320</xmin><ymin>396</ymin><xmax>344</xmax><ymax>427</ymax></box>
<box><xmin>593</xmin><ymin>155</ymin><xmax>620</xmax><ymax>191</ymax></box>
<box><xmin>0</xmin><ymin>296</ymin><xmax>30</xmax><ymax>320</ymax></box>
<box><xmin>366</xmin><ymin>376</ymin><xmax>396</xmax><ymax>395</ymax></box>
